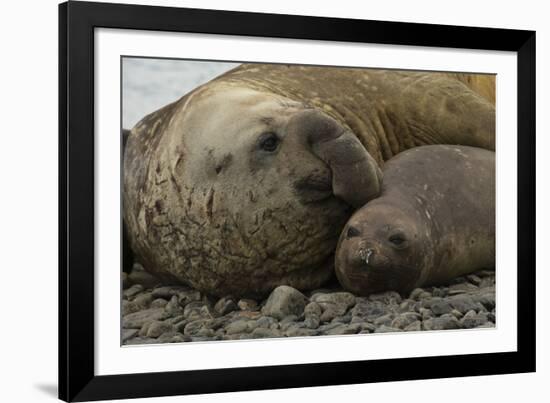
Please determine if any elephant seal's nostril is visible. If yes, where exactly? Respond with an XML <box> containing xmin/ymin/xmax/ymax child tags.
<box><xmin>346</xmin><ymin>226</ymin><xmax>361</xmax><ymax>238</ymax></box>
<box><xmin>359</xmin><ymin>248</ymin><xmax>374</xmax><ymax>265</ymax></box>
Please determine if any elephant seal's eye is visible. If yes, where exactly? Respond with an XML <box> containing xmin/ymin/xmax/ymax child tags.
<box><xmin>258</xmin><ymin>132</ymin><xmax>280</xmax><ymax>153</ymax></box>
<box><xmin>388</xmin><ymin>233</ymin><xmax>407</xmax><ymax>249</ymax></box>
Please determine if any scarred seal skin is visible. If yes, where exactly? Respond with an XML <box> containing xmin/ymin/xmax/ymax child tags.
<box><xmin>335</xmin><ymin>145</ymin><xmax>495</xmax><ymax>296</ymax></box>
<box><xmin>123</xmin><ymin>63</ymin><xmax>495</xmax><ymax>297</ymax></box>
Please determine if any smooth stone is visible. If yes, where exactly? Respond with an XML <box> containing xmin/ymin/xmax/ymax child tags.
<box><xmin>391</xmin><ymin>312</ymin><xmax>421</xmax><ymax>329</ymax></box>
<box><xmin>261</xmin><ymin>286</ymin><xmax>308</xmax><ymax>321</ymax></box>
<box><xmin>350</xmin><ymin>300</ymin><xmax>389</xmax><ymax>322</ymax></box>
<box><xmin>419</xmin><ymin>308</ymin><xmax>433</xmax><ymax>320</ymax></box>
<box><xmin>304</xmin><ymin>316</ymin><xmax>320</xmax><ymax>329</ymax></box>
<box><xmin>461</xmin><ymin>311</ymin><xmax>489</xmax><ymax>329</ymax></box>
<box><xmin>409</xmin><ymin>288</ymin><xmax>425</xmax><ymax>300</ymax></box>
<box><xmin>466</xmin><ymin>274</ymin><xmax>482</xmax><ymax>286</ymax></box>
<box><xmin>225</xmin><ymin>319</ymin><xmax>252</xmax><ymax>335</ymax></box>
<box><xmin>404</xmin><ymin>321</ymin><xmax>422</xmax><ymax>332</ymax></box>
<box><xmin>123</xmin><ymin>308</ymin><xmax>167</xmax><ymax>329</ymax></box>
<box><xmin>304</xmin><ymin>302</ymin><xmax>322</xmax><ymax>317</ymax></box>
<box><xmin>422</xmin><ymin>314</ymin><xmax>461</xmax><ymax>330</ymax></box>
<box><xmin>331</xmin><ymin>313</ymin><xmax>352</xmax><ymax>324</ymax></box>
<box><xmin>373</xmin><ymin>313</ymin><xmax>394</xmax><ymax>326</ymax></box>
<box><xmin>237</xmin><ymin>299</ymin><xmax>258</xmax><ymax>311</ymax></box>
<box><xmin>255</xmin><ymin>316</ymin><xmax>278</xmax><ymax>329</ymax></box>
<box><xmin>450</xmin><ymin>309</ymin><xmax>464</xmax><ymax>319</ymax></box>
<box><xmin>374</xmin><ymin>325</ymin><xmax>403</xmax><ymax>333</ymax></box>
<box><xmin>250</xmin><ymin>328</ymin><xmax>282</xmax><ymax>339</ymax></box>
<box><xmin>146</xmin><ymin>321</ymin><xmax>175</xmax><ymax>338</ymax></box>
<box><xmin>151</xmin><ymin>298</ymin><xmax>168</xmax><ymax>309</ymax></box>
<box><xmin>473</xmin><ymin>291</ymin><xmax>496</xmax><ymax>310</ymax></box>
<box><xmin>214</xmin><ymin>297</ymin><xmax>238</xmax><ymax>316</ymax></box>
<box><xmin>123</xmin><ymin>284</ymin><xmax>144</xmax><ymax>299</ymax></box>
<box><xmin>157</xmin><ymin>332</ymin><xmax>191</xmax><ymax>343</ymax></box>
<box><xmin>123</xmin><ymin>337</ymin><xmax>159</xmax><ymax>345</ymax></box>
<box><xmin>449</xmin><ymin>295</ymin><xmax>484</xmax><ymax>314</ymax></box>
<box><xmin>312</xmin><ymin>292</ymin><xmax>356</xmax><ymax>310</ymax></box>
<box><xmin>448</xmin><ymin>283</ymin><xmax>479</xmax><ymax>295</ymax></box>
<box><xmin>284</xmin><ymin>327</ymin><xmax>319</xmax><ymax>337</ymax></box>
<box><xmin>398</xmin><ymin>299</ymin><xmax>416</xmax><ymax>313</ymax></box>
<box><xmin>122</xmin><ymin>293</ymin><xmax>153</xmax><ymax>315</ymax></box>
<box><xmin>152</xmin><ymin>286</ymin><xmax>190</xmax><ymax>300</ymax></box>
<box><xmin>183</xmin><ymin>319</ymin><xmax>212</xmax><ymax>336</ymax></box>
<box><xmin>368</xmin><ymin>291</ymin><xmax>402</xmax><ymax>305</ymax></box>
<box><xmin>324</xmin><ymin>323</ymin><xmax>361</xmax><ymax>335</ymax></box>
<box><xmin>122</xmin><ymin>328</ymin><xmax>138</xmax><ymax>342</ymax></box>
<box><xmin>164</xmin><ymin>295</ymin><xmax>184</xmax><ymax>317</ymax></box>
<box><xmin>430</xmin><ymin>300</ymin><xmax>453</xmax><ymax>316</ymax></box>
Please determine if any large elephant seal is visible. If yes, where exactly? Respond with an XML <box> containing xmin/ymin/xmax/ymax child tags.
<box><xmin>335</xmin><ymin>145</ymin><xmax>495</xmax><ymax>296</ymax></box>
<box><xmin>124</xmin><ymin>63</ymin><xmax>495</xmax><ymax>297</ymax></box>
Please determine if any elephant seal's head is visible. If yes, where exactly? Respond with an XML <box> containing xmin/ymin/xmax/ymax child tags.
<box><xmin>126</xmin><ymin>83</ymin><xmax>382</xmax><ymax>297</ymax></box>
<box><xmin>335</xmin><ymin>200</ymin><xmax>429</xmax><ymax>296</ymax></box>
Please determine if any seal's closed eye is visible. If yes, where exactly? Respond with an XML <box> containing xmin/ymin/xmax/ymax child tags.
<box><xmin>346</xmin><ymin>226</ymin><xmax>361</xmax><ymax>238</ymax></box>
<box><xmin>388</xmin><ymin>233</ymin><xmax>408</xmax><ymax>249</ymax></box>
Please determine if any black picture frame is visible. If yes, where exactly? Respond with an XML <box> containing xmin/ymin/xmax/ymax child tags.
<box><xmin>59</xmin><ymin>1</ymin><xmax>536</xmax><ymax>401</ymax></box>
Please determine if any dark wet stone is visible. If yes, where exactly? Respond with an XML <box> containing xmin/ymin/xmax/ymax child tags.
<box><xmin>325</xmin><ymin>323</ymin><xmax>361</xmax><ymax>335</ymax></box>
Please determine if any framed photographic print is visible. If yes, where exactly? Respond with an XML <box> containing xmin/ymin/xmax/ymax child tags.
<box><xmin>59</xmin><ymin>1</ymin><xmax>536</xmax><ymax>401</ymax></box>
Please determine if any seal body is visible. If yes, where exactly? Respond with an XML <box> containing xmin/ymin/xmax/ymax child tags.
<box><xmin>124</xmin><ymin>63</ymin><xmax>495</xmax><ymax>297</ymax></box>
<box><xmin>335</xmin><ymin>145</ymin><xmax>495</xmax><ymax>296</ymax></box>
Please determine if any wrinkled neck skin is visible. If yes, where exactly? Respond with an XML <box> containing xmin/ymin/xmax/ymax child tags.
<box><xmin>215</xmin><ymin>64</ymin><xmax>495</xmax><ymax>162</ymax></box>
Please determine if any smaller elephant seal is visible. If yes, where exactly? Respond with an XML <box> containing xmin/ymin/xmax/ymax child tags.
<box><xmin>335</xmin><ymin>145</ymin><xmax>495</xmax><ymax>296</ymax></box>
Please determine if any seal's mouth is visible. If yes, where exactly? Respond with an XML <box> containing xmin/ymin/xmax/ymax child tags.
<box><xmin>337</xmin><ymin>250</ymin><xmax>421</xmax><ymax>296</ymax></box>
<box><xmin>293</xmin><ymin>172</ymin><xmax>334</xmax><ymax>204</ymax></box>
